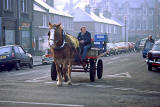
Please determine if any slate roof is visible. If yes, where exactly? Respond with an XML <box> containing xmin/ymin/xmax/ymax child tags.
<box><xmin>34</xmin><ymin>0</ymin><xmax>73</xmax><ymax>18</ymax></box>
<box><xmin>72</xmin><ymin>8</ymin><xmax>122</xmax><ymax>26</ymax></box>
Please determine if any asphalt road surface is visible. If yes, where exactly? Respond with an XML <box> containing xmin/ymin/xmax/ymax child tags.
<box><xmin>0</xmin><ymin>52</ymin><xmax>160</xmax><ymax>107</ymax></box>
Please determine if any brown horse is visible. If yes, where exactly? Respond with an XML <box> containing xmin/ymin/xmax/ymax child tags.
<box><xmin>48</xmin><ymin>22</ymin><xmax>76</xmax><ymax>86</ymax></box>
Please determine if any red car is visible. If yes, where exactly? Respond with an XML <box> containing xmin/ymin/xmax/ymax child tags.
<box><xmin>146</xmin><ymin>41</ymin><xmax>160</xmax><ymax>71</ymax></box>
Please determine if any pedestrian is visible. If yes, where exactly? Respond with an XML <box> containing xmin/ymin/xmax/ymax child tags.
<box><xmin>77</xmin><ymin>26</ymin><xmax>91</xmax><ymax>61</ymax></box>
<box><xmin>142</xmin><ymin>35</ymin><xmax>155</xmax><ymax>58</ymax></box>
<box><xmin>144</xmin><ymin>35</ymin><xmax>155</xmax><ymax>50</ymax></box>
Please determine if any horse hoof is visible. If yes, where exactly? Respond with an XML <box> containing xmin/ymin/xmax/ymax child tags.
<box><xmin>67</xmin><ymin>81</ymin><xmax>72</xmax><ymax>85</ymax></box>
<box><xmin>57</xmin><ymin>81</ymin><xmax>62</xmax><ymax>87</ymax></box>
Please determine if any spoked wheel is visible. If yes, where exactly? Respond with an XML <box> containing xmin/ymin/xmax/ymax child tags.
<box><xmin>97</xmin><ymin>59</ymin><xmax>103</xmax><ymax>79</ymax></box>
<box><xmin>51</xmin><ymin>62</ymin><xmax>57</xmax><ymax>80</ymax></box>
<box><xmin>89</xmin><ymin>59</ymin><xmax>96</xmax><ymax>82</ymax></box>
<box><xmin>15</xmin><ymin>61</ymin><xmax>21</xmax><ymax>70</ymax></box>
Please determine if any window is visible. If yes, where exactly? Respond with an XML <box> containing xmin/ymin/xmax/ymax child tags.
<box><xmin>14</xmin><ymin>47</ymin><xmax>20</xmax><ymax>53</ymax></box>
<box><xmin>18</xmin><ymin>47</ymin><xmax>25</xmax><ymax>54</ymax></box>
<box><xmin>21</xmin><ymin>0</ymin><xmax>27</xmax><ymax>13</ymax></box>
<box><xmin>143</xmin><ymin>8</ymin><xmax>147</xmax><ymax>15</ymax></box>
<box><xmin>43</xmin><ymin>14</ymin><xmax>47</xmax><ymax>27</ymax></box>
<box><xmin>109</xmin><ymin>25</ymin><xmax>112</xmax><ymax>33</ymax></box>
<box><xmin>101</xmin><ymin>24</ymin><xmax>103</xmax><ymax>32</ymax></box>
<box><xmin>142</xmin><ymin>20</ymin><xmax>147</xmax><ymax>30</ymax></box>
<box><xmin>5</xmin><ymin>30</ymin><xmax>15</xmax><ymax>45</ymax></box>
<box><xmin>136</xmin><ymin>20</ymin><xmax>141</xmax><ymax>30</ymax></box>
<box><xmin>106</xmin><ymin>24</ymin><xmax>108</xmax><ymax>33</ymax></box>
<box><xmin>0</xmin><ymin>47</ymin><xmax>11</xmax><ymax>54</ymax></box>
<box><xmin>149</xmin><ymin>9</ymin><xmax>153</xmax><ymax>16</ymax></box>
<box><xmin>114</xmin><ymin>26</ymin><xmax>117</xmax><ymax>34</ymax></box>
<box><xmin>148</xmin><ymin>19</ymin><xmax>153</xmax><ymax>30</ymax></box>
<box><xmin>3</xmin><ymin>0</ymin><xmax>12</xmax><ymax>10</ymax></box>
<box><xmin>21</xmin><ymin>31</ymin><xmax>30</xmax><ymax>49</ymax></box>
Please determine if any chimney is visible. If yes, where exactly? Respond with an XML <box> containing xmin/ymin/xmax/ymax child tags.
<box><xmin>93</xmin><ymin>8</ymin><xmax>100</xmax><ymax>16</ymax></box>
<box><xmin>85</xmin><ymin>5</ymin><xmax>91</xmax><ymax>14</ymax></box>
<box><xmin>46</xmin><ymin>0</ymin><xmax>54</xmax><ymax>8</ymax></box>
<box><xmin>103</xmin><ymin>9</ymin><xmax>111</xmax><ymax>19</ymax></box>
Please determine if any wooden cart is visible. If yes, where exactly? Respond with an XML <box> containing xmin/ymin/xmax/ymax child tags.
<box><xmin>51</xmin><ymin>48</ymin><xmax>103</xmax><ymax>82</ymax></box>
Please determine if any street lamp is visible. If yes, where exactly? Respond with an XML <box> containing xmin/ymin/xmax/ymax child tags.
<box><xmin>124</xmin><ymin>16</ymin><xmax>127</xmax><ymax>42</ymax></box>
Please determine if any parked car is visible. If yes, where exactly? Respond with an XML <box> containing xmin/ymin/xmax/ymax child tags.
<box><xmin>0</xmin><ymin>45</ymin><xmax>33</xmax><ymax>71</ymax></box>
<box><xmin>42</xmin><ymin>49</ymin><xmax>53</xmax><ymax>65</ymax></box>
<box><xmin>128</xmin><ymin>42</ymin><xmax>135</xmax><ymax>52</ymax></box>
<box><xmin>146</xmin><ymin>41</ymin><xmax>160</xmax><ymax>71</ymax></box>
<box><xmin>106</xmin><ymin>43</ymin><xmax>118</xmax><ymax>55</ymax></box>
<box><xmin>115</xmin><ymin>42</ymin><xmax>129</xmax><ymax>53</ymax></box>
<box><xmin>139</xmin><ymin>38</ymin><xmax>148</xmax><ymax>49</ymax></box>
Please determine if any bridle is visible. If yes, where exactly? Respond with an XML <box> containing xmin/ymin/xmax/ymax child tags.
<box><xmin>48</xmin><ymin>27</ymin><xmax>66</xmax><ymax>50</ymax></box>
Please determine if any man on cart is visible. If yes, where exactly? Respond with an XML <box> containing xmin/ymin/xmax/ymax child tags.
<box><xmin>77</xmin><ymin>26</ymin><xmax>92</xmax><ymax>61</ymax></box>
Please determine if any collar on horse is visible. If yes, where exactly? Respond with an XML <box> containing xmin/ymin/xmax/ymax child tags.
<box><xmin>53</xmin><ymin>30</ymin><xmax>67</xmax><ymax>50</ymax></box>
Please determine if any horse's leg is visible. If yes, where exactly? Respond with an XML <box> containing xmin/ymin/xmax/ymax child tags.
<box><xmin>56</xmin><ymin>64</ymin><xmax>62</xmax><ymax>86</ymax></box>
<box><xmin>62</xmin><ymin>64</ymin><xmax>68</xmax><ymax>82</ymax></box>
<box><xmin>67</xmin><ymin>61</ymin><xmax>72</xmax><ymax>85</ymax></box>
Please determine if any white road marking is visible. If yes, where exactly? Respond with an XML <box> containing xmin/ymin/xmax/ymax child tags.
<box><xmin>25</xmin><ymin>75</ymin><xmax>49</xmax><ymax>83</ymax></box>
<box><xmin>0</xmin><ymin>101</ymin><xmax>84</xmax><ymax>107</ymax></box>
<box><xmin>113</xmin><ymin>87</ymin><xmax>160</xmax><ymax>94</ymax></box>
<box><xmin>104</xmin><ymin>58</ymin><xmax>129</xmax><ymax>64</ymax></box>
<box><xmin>103</xmin><ymin>72</ymin><xmax>132</xmax><ymax>78</ymax></box>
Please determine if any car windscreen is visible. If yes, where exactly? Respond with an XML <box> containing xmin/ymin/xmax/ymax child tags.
<box><xmin>152</xmin><ymin>44</ymin><xmax>160</xmax><ymax>51</ymax></box>
<box><xmin>0</xmin><ymin>47</ymin><xmax>11</xmax><ymax>54</ymax></box>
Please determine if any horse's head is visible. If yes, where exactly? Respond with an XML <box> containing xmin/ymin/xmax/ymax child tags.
<box><xmin>48</xmin><ymin>22</ymin><xmax>63</xmax><ymax>47</ymax></box>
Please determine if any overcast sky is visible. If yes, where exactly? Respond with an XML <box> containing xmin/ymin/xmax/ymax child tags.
<box><xmin>54</xmin><ymin>0</ymin><xmax>90</xmax><ymax>10</ymax></box>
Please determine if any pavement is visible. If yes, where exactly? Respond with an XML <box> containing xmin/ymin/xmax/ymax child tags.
<box><xmin>0</xmin><ymin>52</ymin><xmax>160</xmax><ymax>107</ymax></box>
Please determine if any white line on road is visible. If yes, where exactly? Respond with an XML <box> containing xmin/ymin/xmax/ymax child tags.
<box><xmin>25</xmin><ymin>75</ymin><xmax>49</xmax><ymax>83</ymax></box>
<box><xmin>103</xmin><ymin>72</ymin><xmax>132</xmax><ymax>78</ymax></box>
<box><xmin>0</xmin><ymin>101</ymin><xmax>84</xmax><ymax>107</ymax></box>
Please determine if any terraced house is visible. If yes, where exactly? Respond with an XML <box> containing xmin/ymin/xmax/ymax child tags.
<box><xmin>71</xmin><ymin>7</ymin><xmax>122</xmax><ymax>42</ymax></box>
<box><xmin>0</xmin><ymin>0</ymin><xmax>33</xmax><ymax>51</ymax></box>
<box><xmin>32</xmin><ymin>0</ymin><xmax>73</xmax><ymax>54</ymax></box>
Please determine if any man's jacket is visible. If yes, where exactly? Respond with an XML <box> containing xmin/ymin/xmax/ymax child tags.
<box><xmin>77</xmin><ymin>31</ymin><xmax>91</xmax><ymax>45</ymax></box>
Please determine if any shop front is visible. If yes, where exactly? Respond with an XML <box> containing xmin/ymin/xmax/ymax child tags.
<box><xmin>19</xmin><ymin>22</ymin><xmax>32</xmax><ymax>52</ymax></box>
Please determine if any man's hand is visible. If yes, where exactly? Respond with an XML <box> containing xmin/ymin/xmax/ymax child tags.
<box><xmin>80</xmin><ymin>40</ymin><xmax>84</xmax><ymax>44</ymax></box>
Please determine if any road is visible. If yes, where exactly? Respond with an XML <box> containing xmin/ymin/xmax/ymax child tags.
<box><xmin>0</xmin><ymin>52</ymin><xmax>160</xmax><ymax>107</ymax></box>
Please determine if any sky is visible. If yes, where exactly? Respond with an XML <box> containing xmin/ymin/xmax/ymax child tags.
<box><xmin>54</xmin><ymin>0</ymin><xmax>90</xmax><ymax>10</ymax></box>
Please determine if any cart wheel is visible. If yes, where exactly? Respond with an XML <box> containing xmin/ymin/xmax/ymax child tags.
<box><xmin>97</xmin><ymin>59</ymin><xmax>103</xmax><ymax>79</ymax></box>
<box><xmin>51</xmin><ymin>62</ymin><xmax>57</xmax><ymax>80</ymax></box>
<box><xmin>90</xmin><ymin>59</ymin><xmax>96</xmax><ymax>82</ymax></box>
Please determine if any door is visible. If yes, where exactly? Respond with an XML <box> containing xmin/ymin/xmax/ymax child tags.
<box><xmin>18</xmin><ymin>46</ymin><xmax>27</xmax><ymax>64</ymax></box>
<box><xmin>14</xmin><ymin>46</ymin><xmax>22</xmax><ymax>61</ymax></box>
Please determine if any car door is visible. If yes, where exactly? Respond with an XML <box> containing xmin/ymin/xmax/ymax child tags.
<box><xmin>14</xmin><ymin>46</ymin><xmax>22</xmax><ymax>61</ymax></box>
<box><xmin>18</xmin><ymin>46</ymin><xmax>26</xmax><ymax>64</ymax></box>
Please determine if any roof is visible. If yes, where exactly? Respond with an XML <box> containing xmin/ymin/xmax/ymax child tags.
<box><xmin>34</xmin><ymin>0</ymin><xmax>73</xmax><ymax>18</ymax></box>
<box><xmin>72</xmin><ymin>8</ymin><xmax>122</xmax><ymax>26</ymax></box>
<box><xmin>112</xmin><ymin>0</ymin><xmax>155</xmax><ymax>8</ymax></box>
<box><xmin>33</xmin><ymin>4</ymin><xmax>47</xmax><ymax>12</ymax></box>
<box><xmin>99</xmin><ymin>13</ymin><xmax>122</xmax><ymax>26</ymax></box>
<box><xmin>71</xmin><ymin>8</ymin><xmax>102</xmax><ymax>22</ymax></box>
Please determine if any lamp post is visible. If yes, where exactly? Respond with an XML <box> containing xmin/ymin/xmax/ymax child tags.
<box><xmin>124</xmin><ymin>16</ymin><xmax>127</xmax><ymax>42</ymax></box>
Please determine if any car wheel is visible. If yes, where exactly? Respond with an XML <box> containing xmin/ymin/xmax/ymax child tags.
<box><xmin>148</xmin><ymin>64</ymin><xmax>152</xmax><ymax>71</ymax></box>
<box><xmin>7</xmin><ymin>66</ymin><xmax>12</xmax><ymax>71</ymax></box>
<box><xmin>15</xmin><ymin>61</ymin><xmax>21</xmax><ymax>70</ymax></box>
<box><xmin>29</xmin><ymin>59</ymin><xmax>33</xmax><ymax>68</ymax></box>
